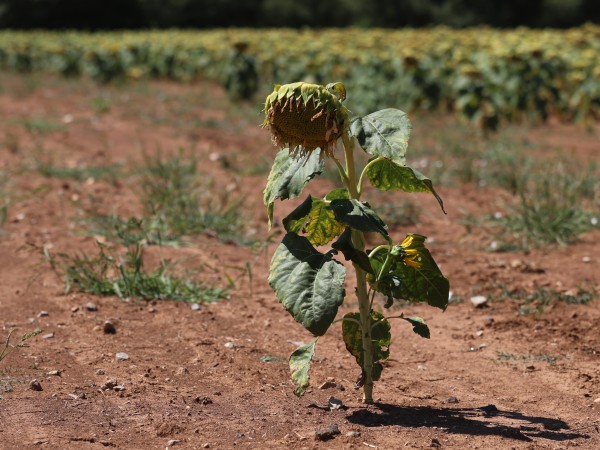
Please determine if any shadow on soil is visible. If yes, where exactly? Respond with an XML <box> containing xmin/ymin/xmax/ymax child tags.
<box><xmin>347</xmin><ymin>403</ymin><xmax>590</xmax><ymax>442</ymax></box>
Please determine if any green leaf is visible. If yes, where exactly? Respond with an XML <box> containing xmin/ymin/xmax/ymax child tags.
<box><xmin>282</xmin><ymin>195</ymin><xmax>313</xmax><ymax>234</ymax></box>
<box><xmin>325</xmin><ymin>188</ymin><xmax>350</xmax><ymax>201</ymax></box>
<box><xmin>263</xmin><ymin>149</ymin><xmax>324</xmax><ymax>228</ymax></box>
<box><xmin>269</xmin><ymin>233</ymin><xmax>346</xmax><ymax>336</ymax></box>
<box><xmin>402</xmin><ymin>316</ymin><xmax>430</xmax><ymax>339</ymax></box>
<box><xmin>366</xmin><ymin>158</ymin><xmax>446</xmax><ymax>213</ymax></box>
<box><xmin>331</xmin><ymin>227</ymin><xmax>374</xmax><ymax>274</ymax></box>
<box><xmin>327</xmin><ymin>199</ymin><xmax>389</xmax><ymax>241</ymax></box>
<box><xmin>342</xmin><ymin>311</ymin><xmax>390</xmax><ymax>381</ymax></box>
<box><xmin>282</xmin><ymin>195</ymin><xmax>345</xmax><ymax>246</ymax></box>
<box><xmin>350</xmin><ymin>109</ymin><xmax>411</xmax><ymax>165</ymax></box>
<box><xmin>289</xmin><ymin>338</ymin><xmax>318</xmax><ymax>397</ymax></box>
<box><xmin>368</xmin><ymin>235</ymin><xmax>449</xmax><ymax>310</ymax></box>
<box><xmin>305</xmin><ymin>199</ymin><xmax>345</xmax><ymax>246</ymax></box>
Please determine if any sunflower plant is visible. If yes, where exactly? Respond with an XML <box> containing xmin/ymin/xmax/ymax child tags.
<box><xmin>262</xmin><ymin>82</ymin><xmax>449</xmax><ymax>403</ymax></box>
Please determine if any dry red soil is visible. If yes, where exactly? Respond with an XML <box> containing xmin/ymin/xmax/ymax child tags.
<box><xmin>0</xmin><ymin>74</ymin><xmax>599</xmax><ymax>449</ymax></box>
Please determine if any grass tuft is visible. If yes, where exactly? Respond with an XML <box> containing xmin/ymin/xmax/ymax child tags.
<box><xmin>52</xmin><ymin>241</ymin><xmax>227</xmax><ymax>304</ymax></box>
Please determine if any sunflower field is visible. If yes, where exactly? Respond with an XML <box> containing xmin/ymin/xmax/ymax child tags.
<box><xmin>1</xmin><ymin>26</ymin><xmax>599</xmax><ymax>129</ymax></box>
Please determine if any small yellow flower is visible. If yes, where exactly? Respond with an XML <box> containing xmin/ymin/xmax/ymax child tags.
<box><xmin>400</xmin><ymin>234</ymin><xmax>426</xmax><ymax>269</ymax></box>
<box><xmin>262</xmin><ymin>82</ymin><xmax>349</xmax><ymax>159</ymax></box>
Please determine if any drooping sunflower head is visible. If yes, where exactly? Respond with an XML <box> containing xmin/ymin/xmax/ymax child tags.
<box><xmin>262</xmin><ymin>82</ymin><xmax>349</xmax><ymax>159</ymax></box>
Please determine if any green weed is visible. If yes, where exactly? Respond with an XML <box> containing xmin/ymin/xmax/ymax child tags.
<box><xmin>140</xmin><ymin>153</ymin><xmax>250</xmax><ymax>244</ymax></box>
<box><xmin>0</xmin><ymin>329</ymin><xmax>43</xmax><ymax>366</ymax></box>
<box><xmin>21</xmin><ymin>118</ymin><xmax>67</xmax><ymax>134</ymax></box>
<box><xmin>91</xmin><ymin>95</ymin><xmax>112</xmax><ymax>114</ymax></box>
<box><xmin>490</xmin><ymin>166</ymin><xmax>599</xmax><ymax>248</ymax></box>
<box><xmin>491</xmin><ymin>286</ymin><xmax>596</xmax><ymax>315</ymax></box>
<box><xmin>53</xmin><ymin>242</ymin><xmax>227</xmax><ymax>304</ymax></box>
<box><xmin>496</xmin><ymin>351</ymin><xmax>558</xmax><ymax>365</ymax></box>
<box><xmin>37</xmin><ymin>162</ymin><xmax>121</xmax><ymax>182</ymax></box>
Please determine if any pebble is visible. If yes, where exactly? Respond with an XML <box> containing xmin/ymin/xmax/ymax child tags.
<box><xmin>470</xmin><ymin>296</ymin><xmax>488</xmax><ymax>308</ymax></box>
<box><xmin>328</xmin><ymin>396</ymin><xmax>346</xmax><ymax>410</ymax></box>
<box><xmin>190</xmin><ymin>303</ymin><xmax>201</xmax><ymax>311</ymax></box>
<box><xmin>85</xmin><ymin>302</ymin><xmax>98</xmax><ymax>311</ymax></box>
<box><xmin>224</xmin><ymin>342</ymin><xmax>235</xmax><ymax>349</ymax></box>
<box><xmin>29</xmin><ymin>379</ymin><xmax>43</xmax><ymax>391</ymax></box>
<box><xmin>345</xmin><ymin>431</ymin><xmax>361</xmax><ymax>437</ymax></box>
<box><xmin>113</xmin><ymin>385</ymin><xmax>126</xmax><ymax>391</ymax></box>
<box><xmin>446</xmin><ymin>396</ymin><xmax>459</xmax><ymax>404</ymax></box>
<box><xmin>314</xmin><ymin>423</ymin><xmax>340</xmax><ymax>441</ymax></box>
<box><xmin>101</xmin><ymin>379</ymin><xmax>117</xmax><ymax>390</ymax></box>
<box><xmin>103</xmin><ymin>321</ymin><xmax>116</xmax><ymax>334</ymax></box>
<box><xmin>115</xmin><ymin>352</ymin><xmax>129</xmax><ymax>361</ymax></box>
<box><xmin>148</xmin><ymin>306</ymin><xmax>156</xmax><ymax>313</ymax></box>
<box><xmin>176</xmin><ymin>367</ymin><xmax>189</xmax><ymax>375</ymax></box>
<box><xmin>202</xmin><ymin>444</ymin><xmax>210</xmax><ymax>449</ymax></box>
<box><xmin>167</xmin><ymin>439</ymin><xmax>181</xmax><ymax>446</ymax></box>
<box><xmin>319</xmin><ymin>381</ymin><xmax>337</xmax><ymax>390</ymax></box>
<box><xmin>38</xmin><ymin>311</ymin><xmax>49</xmax><ymax>317</ymax></box>
<box><xmin>46</xmin><ymin>370</ymin><xmax>61</xmax><ymax>376</ymax></box>
<box><xmin>41</xmin><ymin>333</ymin><xmax>54</xmax><ymax>340</ymax></box>
<box><xmin>594</xmin><ymin>398</ymin><xmax>600</xmax><ymax>403</ymax></box>
<box><xmin>417</xmin><ymin>364</ymin><xmax>428</xmax><ymax>371</ymax></box>
<box><xmin>71</xmin><ymin>306</ymin><xmax>79</xmax><ymax>312</ymax></box>
<box><xmin>95</xmin><ymin>369</ymin><xmax>105</xmax><ymax>375</ymax></box>
<box><xmin>582</xmin><ymin>256</ymin><xmax>591</xmax><ymax>263</ymax></box>
<box><xmin>475</xmin><ymin>330</ymin><xmax>484</xmax><ymax>337</ymax></box>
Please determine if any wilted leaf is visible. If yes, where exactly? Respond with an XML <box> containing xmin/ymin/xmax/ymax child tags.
<box><xmin>263</xmin><ymin>149</ymin><xmax>324</xmax><ymax>227</ymax></box>
<box><xmin>350</xmin><ymin>109</ymin><xmax>411</xmax><ymax>165</ymax></box>
<box><xmin>327</xmin><ymin>199</ymin><xmax>389</xmax><ymax>241</ymax></box>
<box><xmin>366</xmin><ymin>158</ymin><xmax>445</xmax><ymax>213</ymax></box>
<box><xmin>269</xmin><ymin>233</ymin><xmax>346</xmax><ymax>336</ymax></box>
<box><xmin>289</xmin><ymin>338</ymin><xmax>318</xmax><ymax>396</ymax></box>
<box><xmin>342</xmin><ymin>311</ymin><xmax>391</xmax><ymax>381</ymax></box>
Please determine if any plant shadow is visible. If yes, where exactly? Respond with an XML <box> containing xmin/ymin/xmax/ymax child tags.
<box><xmin>347</xmin><ymin>403</ymin><xmax>590</xmax><ymax>442</ymax></box>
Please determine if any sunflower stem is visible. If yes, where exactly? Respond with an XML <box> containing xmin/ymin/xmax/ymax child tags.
<box><xmin>342</xmin><ymin>132</ymin><xmax>374</xmax><ymax>404</ymax></box>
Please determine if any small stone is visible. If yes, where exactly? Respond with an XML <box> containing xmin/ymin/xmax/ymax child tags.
<box><xmin>328</xmin><ymin>396</ymin><xmax>347</xmax><ymax>410</ymax></box>
<box><xmin>85</xmin><ymin>302</ymin><xmax>98</xmax><ymax>311</ymax></box>
<box><xmin>115</xmin><ymin>352</ymin><xmax>129</xmax><ymax>361</ymax></box>
<box><xmin>593</xmin><ymin>398</ymin><xmax>600</xmax><ymax>403</ymax></box>
<box><xmin>431</xmin><ymin>437</ymin><xmax>442</xmax><ymax>448</ymax></box>
<box><xmin>113</xmin><ymin>385</ymin><xmax>126</xmax><ymax>392</ymax></box>
<box><xmin>95</xmin><ymin>369</ymin><xmax>105</xmax><ymax>375</ymax></box>
<box><xmin>176</xmin><ymin>367</ymin><xmax>189</xmax><ymax>375</ymax></box>
<box><xmin>202</xmin><ymin>444</ymin><xmax>210</xmax><ymax>449</ymax></box>
<box><xmin>417</xmin><ymin>364</ymin><xmax>428</xmax><ymax>371</ymax></box>
<box><xmin>167</xmin><ymin>439</ymin><xmax>180</xmax><ymax>446</ymax></box>
<box><xmin>582</xmin><ymin>256</ymin><xmax>591</xmax><ymax>263</ymax></box>
<box><xmin>38</xmin><ymin>311</ymin><xmax>49</xmax><ymax>317</ymax></box>
<box><xmin>71</xmin><ymin>306</ymin><xmax>79</xmax><ymax>312</ymax></box>
<box><xmin>103</xmin><ymin>321</ymin><xmax>116</xmax><ymax>334</ymax></box>
<box><xmin>526</xmin><ymin>365</ymin><xmax>536</xmax><ymax>371</ymax></box>
<box><xmin>345</xmin><ymin>431</ymin><xmax>361</xmax><ymax>437</ymax></box>
<box><xmin>314</xmin><ymin>423</ymin><xmax>340</xmax><ymax>441</ymax></box>
<box><xmin>319</xmin><ymin>381</ymin><xmax>337</xmax><ymax>390</ymax></box>
<box><xmin>235</xmin><ymin>433</ymin><xmax>244</xmax><ymax>438</ymax></box>
<box><xmin>29</xmin><ymin>379</ymin><xmax>43</xmax><ymax>391</ymax></box>
<box><xmin>93</xmin><ymin>325</ymin><xmax>101</xmax><ymax>331</ymax></box>
<box><xmin>148</xmin><ymin>306</ymin><xmax>156</xmax><ymax>313</ymax></box>
<box><xmin>194</xmin><ymin>396</ymin><xmax>213</xmax><ymax>405</ymax></box>
<box><xmin>446</xmin><ymin>396</ymin><xmax>459</xmax><ymax>404</ymax></box>
<box><xmin>470</xmin><ymin>296</ymin><xmax>488</xmax><ymax>308</ymax></box>
<box><xmin>475</xmin><ymin>330</ymin><xmax>484</xmax><ymax>337</ymax></box>
<box><xmin>46</xmin><ymin>370</ymin><xmax>61</xmax><ymax>376</ymax></box>
<box><xmin>101</xmin><ymin>379</ymin><xmax>117</xmax><ymax>390</ymax></box>
<box><xmin>484</xmin><ymin>317</ymin><xmax>494</xmax><ymax>327</ymax></box>
<box><xmin>224</xmin><ymin>342</ymin><xmax>235</xmax><ymax>349</ymax></box>
<box><xmin>190</xmin><ymin>303</ymin><xmax>201</xmax><ymax>311</ymax></box>
<box><xmin>33</xmin><ymin>439</ymin><xmax>48</xmax><ymax>445</ymax></box>
<box><xmin>41</xmin><ymin>333</ymin><xmax>54</xmax><ymax>340</ymax></box>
